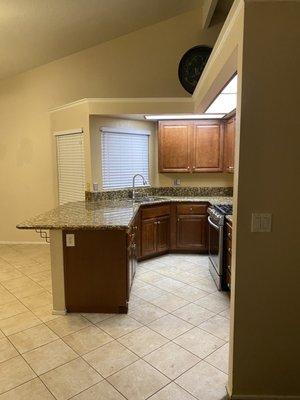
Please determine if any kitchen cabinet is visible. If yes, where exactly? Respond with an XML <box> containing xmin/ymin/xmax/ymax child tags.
<box><xmin>224</xmin><ymin>220</ymin><xmax>232</xmax><ymax>290</ymax></box>
<box><xmin>158</xmin><ymin>120</ymin><xmax>223</xmax><ymax>173</ymax></box>
<box><xmin>140</xmin><ymin>205</ymin><xmax>170</xmax><ymax>259</ymax></box>
<box><xmin>193</xmin><ymin>123</ymin><xmax>223</xmax><ymax>172</ymax></box>
<box><xmin>176</xmin><ymin>204</ymin><xmax>208</xmax><ymax>251</ymax></box>
<box><xmin>223</xmin><ymin>116</ymin><xmax>235</xmax><ymax>173</ymax></box>
<box><xmin>158</xmin><ymin>121</ymin><xmax>192</xmax><ymax>172</ymax></box>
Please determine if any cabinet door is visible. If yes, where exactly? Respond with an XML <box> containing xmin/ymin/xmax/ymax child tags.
<box><xmin>141</xmin><ymin>218</ymin><xmax>157</xmax><ymax>257</ymax></box>
<box><xmin>176</xmin><ymin>215</ymin><xmax>207</xmax><ymax>251</ymax></box>
<box><xmin>224</xmin><ymin>117</ymin><xmax>235</xmax><ymax>173</ymax></box>
<box><xmin>192</xmin><ymin>123</ymin><xmax>223</xmax><ymax>172</ymax></box>
<box><xmin>158</xmin><ymin>121</ymin><xmax>192</xmax><ymax>172</ymax></box>
<box><xmin>156</xmin><ymin>216</ymin><xmax>170</xmax><ymax>253</ymax></box>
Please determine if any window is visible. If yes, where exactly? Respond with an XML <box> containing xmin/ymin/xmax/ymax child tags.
<box><xmin>56</xmin><ymin>131</ymin><xmax>85</xmax><ymax>204</ymax></box>
<box><xmin>101</xmin><ymin>127</ymin><xmax>149</xmax><ymax>190</ymax></box>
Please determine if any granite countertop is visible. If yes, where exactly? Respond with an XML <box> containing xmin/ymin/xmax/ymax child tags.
<box><xmin>17</xmin><ymin>196</ymin><xmax>233</xmax><ymax>231</ymax></box>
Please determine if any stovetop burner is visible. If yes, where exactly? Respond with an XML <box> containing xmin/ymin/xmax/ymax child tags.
<box><xmin>214</xmin><ymin>204</ymin><xmax>233</xmax><ymax>215</ymax></box>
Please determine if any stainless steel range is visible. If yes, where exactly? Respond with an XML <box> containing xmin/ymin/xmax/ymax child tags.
<box><xmin>207</xmin><ymin>204</ymin><xmax>233</xmax><ymax>290</ymax></box>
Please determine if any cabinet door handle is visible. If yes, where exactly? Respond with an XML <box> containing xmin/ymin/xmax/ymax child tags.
<box><xmin>157</xmin><ymin>221</ymin><xmax>160</xmax><ymax>225</ymax></box>
<box><xmin>177</xmin><ymin>218</ymin><xmax>180</xmax><ymax>222</ymax></box>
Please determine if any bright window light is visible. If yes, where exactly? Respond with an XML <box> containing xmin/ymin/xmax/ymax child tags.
<box><xmin>222</xmin><ymin>75</ymin><xmax>237</xmax><ymax>94</ymax></box>
<box><xmin>205</xmin><ymin>74</ymin><xmax>237</xmax><ymax>114</ymax></box>
<box><xmin>206</xmin><ymin>94</ymin><xmax>236</xmax><ymax>114</ymax></box>
<box><xmin>144</xmin><ymin>114</ymin><xmax>225</xmax><ymax>120</ymax></box>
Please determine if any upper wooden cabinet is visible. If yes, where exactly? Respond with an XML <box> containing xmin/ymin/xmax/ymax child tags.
<box><xmin>158</xmin><ymin>121</ymin><xmax>192</xmax><ymax>172</ymax></box>
<box><xmin>158</xmin><ymin>120</ymin><xmax>223</xmax><ymax>173</ymax></box>
<box><xmin>192</xmin><ymin>123</ymin><xmax>223</xmax><ymax>172</ymax></box>
<box><xmin>223</xmin><ymin>116</ymin><xmax>236</xmax><ymax>173</ymax></box>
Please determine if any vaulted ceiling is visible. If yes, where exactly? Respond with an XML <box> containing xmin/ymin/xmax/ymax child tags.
<box><xmin>0</xmin><ymin>0</ymin><xmax>202</xmax><ymax>80</ymax></box>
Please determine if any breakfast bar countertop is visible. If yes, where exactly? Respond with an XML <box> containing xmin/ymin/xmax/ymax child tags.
<box><xmin>17</xmin><ymin>196</ymin><xmax>233</xmax><ymax>231</ymax></box>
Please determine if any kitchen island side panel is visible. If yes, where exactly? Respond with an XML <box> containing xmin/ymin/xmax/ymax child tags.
<box><xmin>63</xmin><ymin>229</ymin><xmax>128</xmax><ymax>313</ymax></box>
<box><xmin>50</xmin><ymin>229</ymin><xmax>67</xmax><ymax>315</ymax></box>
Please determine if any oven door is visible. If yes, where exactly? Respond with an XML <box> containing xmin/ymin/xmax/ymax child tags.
<box><xmin>208</xmin><ymin>216</ymin><xmax>223</xmax><ymax>276</ymax></box>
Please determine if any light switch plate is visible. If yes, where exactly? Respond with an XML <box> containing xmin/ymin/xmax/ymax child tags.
<box><xmin>66</xmin><ymin>233</ymin><xmax>75</xmax><ymax>247</ymax></box>
<box><xmin>251</xmin><ymin>213</ymin><xmax>272</xmax><ymax>232</ymax></box>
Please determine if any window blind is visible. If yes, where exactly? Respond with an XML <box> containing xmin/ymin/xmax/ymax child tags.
<box><xmin>101</xmin><ymin>128</ymin><xmax>149</xmax><ymax>190</ymax></box>
<box><xmin>56</xmin><ymin>132</ymin><xmax>85</xmax><ymax>205</ymax></box>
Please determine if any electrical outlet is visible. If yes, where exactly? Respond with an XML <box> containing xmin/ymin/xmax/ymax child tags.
<box><xmin>66</xmin><ymin>233</ymin><xmax>75</xmax><ymax>247</ymax></box>
<box><xmin>174</xmin><ymin>178</ymin><xmax>181</xmax><ymax>186</ymax></box>
<box><xmin>251</xmin><ymin>213</ymin><xmax>272</xmax><ymax>232</ymax></box>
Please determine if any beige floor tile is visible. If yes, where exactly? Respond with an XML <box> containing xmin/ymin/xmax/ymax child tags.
<box><xmin>21</xmin><ymin>291</ymin><xmax>52</xmax><ymax>309</ymax></box>
<box><xmin>23</xmin><ymin>339</ymin><xmax>78</xmax><ymax>375</ymax></box>
<box><xmin>0</xmin><ymin>286</ymin><xmax>15</xmax><ymax>306</ymax></box>
<box><xmin>108</xmin><ymin>359</ymin><xmax>170</xmax><ymax>400</ymax></box>
<box><xmin>0</xmin><ymin>356</ymin><xmax>36</xmax><ymax>394</ymax></box>
<box><xmin>31</xmin><ymin>304</ymin><xmax>61</xmax><ymax>323</ymax></box>
<box><xmin>153</xmin><ymin>277</ymin><xmax>186</xmax><ymax>293</ymax></box>
<box><xmin>133</xmin><ymin>284</ymin><xmax>166</xmax><ymax>301</ymax></box>
<box><xmin>15</xmin><ymin>263</ymin><xmax>50</xmax><ymax>276</ymax></box>
<box><xmin>219</xmin><ymin>308</ymin><xmax>230</xmax><ymax>319</ymax></box>
<box><xmin>128</xmin><ymin>294</ymin><xmax>149</xmax><ymax>310</ymax></box>
<box><xmin>144</xmin><ymin>342</ymin><xmax>199</xmax><ymax>380</ymax></box>
<box><xmin>128</xmin><ymin>302</ymin><xmax>167</xmax><ymax>324</ymax></box>
<box><xmin>148</xmin><ymin>314</ymin><xmax>193</xmax><ymax>340</ymax></box>
<box><xmin>199</xmin><ymin>315</ymin><xmax>230</xmax><ymax>341</ymax></box>
<box><xmin>173</xmin><ymin>303</ymin><xmax>215</xmax><ymax>326</ymax></box>
<box><xmin>149</xmin><ymin>382</ymin><xmax>196</xmax><ymax>400</ymax></box>
<box><xmin>173</xmin><ymin>327</ymin><xmax>225</xmax><ymax>358</ymax></box>
<box><xmin>118</xmin><ymin>326</ymin><xmax>168</xmax><ymax>357</ymax></box>
<box><xmin>28</xmin><ymin>270</ymin><xmax>51</xmax><ymax>283</ymax></box>
<box><xmin>8</xmin><ymin>324</ymin><xmax>58</xmax><ymax>353</ymax></box>
<box><xmin>0</xmin><ymin>266</ymin><xmax>23</xmax><ymax>282</ymax></box>
<box><xmin>0</xmin><ymin>301</ymin><xmax>27</xmax><ymax>321</ymax></box>
<box><xmin>0</xmin><ymin>311</ymin><xmax>41</xmax><ymax>336</ymax></box>
<box><xmin>194</xmin><ymin>294</ymin><xmax>229</xmax><ymax>313</ymax></box>
<box><xmin>97</xmin><ymin>315</ymin><xmax>142</xmax><ymax>339</ymax></box>
<box><xmin>0</xmin><ymin>377</ymin><xmax>55</xmax><ymax>399</ymax></box>
<box><xmin>83</xmin><ymin>340</ymin><xmax>138</xmax><ymax>378</ymax></box>
<box><xmin>72</xmin><ymin>380</ymin><xmax>126</xmax><ymax>399</ymax></box>
<box><xmin>41</xmin><ymin>358</ymin><xmax>101</xmax><ymax>400</ymax></box>
<box><xmin>63</xmin><ymin>325</ymin><xmax>113</xmax><ymax>355</ymax></box>
<box><xmin>2</xmin><ymin>277</ymin><xmax>44</xmax><ymax>299</ymax></box>
<box><xmin>176</xmin><ymin>361</ymin><xmax>227</xmax><ymax>400</ymax></box>
<box><xmin>150</xmin><ymin>293</ymin><xmax>189</xmax><ymax>312</ymax></box>
<box><xmin>138</xmin><ymin>271</ymin><xmax>163</xmax><ymax>284</ymax></box>
<box><xmin>37</xmin><ymin>279</ymin><xmax>52</xmax><ymax>292</ymax></box>
<box><xmin>0</xmin><ymin>337</ymin><xmax>18</xmax><ymax>362</ymax></box>
<box><xmin>205</xmin><ymin>343</ymin><xmax>229</xmax><ymax>374</ymax></box>
<box><xmin>81</xmin><ymin>313</ymin><xmax>114</xmax><ymax>324</ymax></box>
<box><xmin>190</xmin><ymin>278</ymin><xmax>217</xmax><ymax>293</ymax></box>
<box><xmin>171</xmin><ymin>285</ymin><xmax>208</xmax><ymax>302</ymax></box>
<box><xmin>46</xmin><ymin>314</ymin><xmax>91</xmax><ymax>337</ymax></box>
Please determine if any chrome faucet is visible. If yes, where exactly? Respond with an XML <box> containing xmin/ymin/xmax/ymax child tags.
<box><xmin>132</xmin><ymin>174</ymin><xmax>147</xmax><ymax>202</ymax></box>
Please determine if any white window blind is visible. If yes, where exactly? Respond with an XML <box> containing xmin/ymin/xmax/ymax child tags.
<box><xmin>56</xmin><ymin>132</ymin><xmax>85</xmax><ymax>205</ymax></box>
<box><xmin>101</xmin><ymin>128</ymin><xmax>149</xmax><ymax>190</ymax></box>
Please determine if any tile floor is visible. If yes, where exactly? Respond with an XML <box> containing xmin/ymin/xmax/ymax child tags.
<box><xmin>0</xmin><ymin>244</ymin><xmax>230</xmax><ymax>400</ymax></box>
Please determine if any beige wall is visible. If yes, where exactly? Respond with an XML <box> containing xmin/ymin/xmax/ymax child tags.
<box><xmin>231</xmin><ymin>1</ymin><xmax>300</xmax><ymax>397</ymax></box>
<box><xmin>0</xmin><ymin>9</ymin><xmax>224</xmax><ymax>242</ymax></box>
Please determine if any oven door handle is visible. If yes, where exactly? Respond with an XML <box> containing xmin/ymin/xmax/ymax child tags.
<box><xmin>208</xmin><ymin>216</ymin><xmax>220</xmax><ymax>231</ymax></box>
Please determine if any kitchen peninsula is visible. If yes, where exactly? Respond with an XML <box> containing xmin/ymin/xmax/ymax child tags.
<box><xmin>17</xmin><ymin>189</ymin><xmax>232</xmax><ymax>315</ymax></box>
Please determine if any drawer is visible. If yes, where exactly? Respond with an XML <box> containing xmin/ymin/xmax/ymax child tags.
<box><xmin>142</xmin><ymin>204</ymin><xmax>170</xmax><ymax>220</ymax></box>
<box><xmin>176</xmin><ymin>204</ymin><xmax>207</xmax><ymax>215</ymax></box>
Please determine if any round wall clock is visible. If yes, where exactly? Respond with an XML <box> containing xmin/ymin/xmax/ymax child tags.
<box><xmin>178</xmin><ymin>45</ymin><xmax>212</xmax><ymax>94</ymax></box>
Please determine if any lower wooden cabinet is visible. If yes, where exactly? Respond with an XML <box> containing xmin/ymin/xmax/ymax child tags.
<box><xmin>176</xmin><ymin>215</ymin><xmax>207</xmax><ymax>251</ymax></box>
<box><xmin>141</xmin><ymin>215</ymin><xmax>170</xmax><ymax>258</ymax></box>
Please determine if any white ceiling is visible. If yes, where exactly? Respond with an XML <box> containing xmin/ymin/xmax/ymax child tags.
<box><xmin>0</xmin><ymin>0</ymin><xmax>201</xmax><ymax>80</ymax></box>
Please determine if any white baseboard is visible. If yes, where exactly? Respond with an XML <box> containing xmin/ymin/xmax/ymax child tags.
<box><xmin>52</xmin><ymin>309</ymin><xmax>67</xmax><ymax>316</ymax></box>
<box><xmin>0</xmin><ymin>241</ymin><xmax>49</xmax><ymax>245</ymax></box>
<box><xmin>230</xmin><ymin>395</ymin><xmax>300</xmax><ymax>399</ymax></box>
